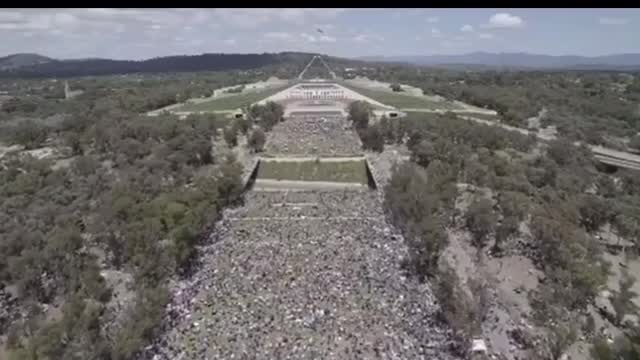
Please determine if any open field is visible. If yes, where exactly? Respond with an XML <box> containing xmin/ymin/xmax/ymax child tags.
<box><xmin>455</xmin><ymin>112</ymin><xmax>501</xmax><ymax>120</ymax></box>
<box><xmin>175</xmin><ymin>85</ymin><xmax>289</xmax><ymax>112</ymax></box>
<box><xmin>341</xmin><ymin>83</ymin><xmax>462</xmax><ymax>110</ymax></box>
<box><xmin>258</xmin><ymin>159</ymin><xmax>369</xmax><ymax>184</ymax></box>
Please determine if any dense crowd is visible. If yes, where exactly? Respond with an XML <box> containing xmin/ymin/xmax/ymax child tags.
<box><xmin>144</xmin><ymin>191</ymin><xmax>458</xmax><ymax>360</ymax></box>
<box><xmin>264</xmin><ymin>115</ymin><xmax>362</xmax><ymax>156</ymax></box>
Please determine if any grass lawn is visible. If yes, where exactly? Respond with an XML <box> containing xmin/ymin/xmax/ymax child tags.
<box><xmin>341</xmin><ymin>83</ymin><xmax>462</xmax><ymax>110</ymax></box>
<box><xmin>176</xmin><ymin>85</ymin><xmax>289</xmax><ymax>112</ymax></box>
<box><xmin>460</xmin><ymin>112</ymin><xmax>502</xmax><ymax>121</ymax></box>
<box><xmin>258</xmin><ymin>159</ymin><xmax>369</xmax><ymax>184</ymax></box>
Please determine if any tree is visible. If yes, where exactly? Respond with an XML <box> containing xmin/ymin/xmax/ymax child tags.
<box><xmin>412</xmin><ymin>140</ymin><xmax>435</xmax><ymax>168</ymax></box>
<box><xmin>378</xmin><ymin>115</ymin><xmax>394</xmax><ymax>143</ymax></box>
<box><xmin>72</xmin><ymin>155</ymin><xmax>100</xmax><ymax>177</ymax></box>
<box><xmin>611</xmin><ymin>268</ymin><xmax>640</xmax><ymax>326</ymax></box>
<box><xmin>547</xmin><ymin>139</ymin><xmax>575</xmax><ymax>166</ymax></box>
<box><xmin>530</xmin><ymin>212</ymin><xmax>608</xmax><ymax>310</ymax></box>
<box><xmin>348</xmin><ymin>100</ymin><xmax>371</xmax><ymax>130</ymax></box>
<box><xmin>360</xmin><ymin>124</ymin><xmax>384</xmax><ymax>152</ymax></box>
<box><xmin>112</xmin><ymin>286</ymin><xmax>169</xmax><ymax>360</ymax></box>
<box><xmin>465</xmin><ymin>198</ymin><xmax>497</xmax><ymax>248</ymax></box>
<box><xmin>248</xmin><ymin>127</ymin><xmax>266</xmax><ymax>153</ymax></box>
<box><xmin>629</xmin><ymin>135</ymin><xmax>640</xmax><ymax>151</ymax></box>
<box><xmin>494</xmin><ymin>216</ymin><xmax>519</xmax><ymax>253</ymax></box>
<box><xmin>408</xmin><ymin>215</ymin><xmax>448</xmax><ymax>278</ymax></box>
<box><xmin>578</xmin><ymin>194</ymin><xmax>614</xmax><ymax>232</ymax></box>
<box><xmin>223</xmin><ymin>125</ymin><xmax>238</xmax><ymax>148</ymax></box>
<box><xmin>434</xmin><ymin>263</ymin><xmax>478</xmax><ymax>340</ymax></box>
<box><xmin>384</xmin><ymin>162</ymin><xmax>455</xmax><ymax>279</ymax></box>
<box><xmin>390</xmin><ymin>83</ymin><xmax>403</xmax><ymax>92</ymax></box>
<box><xmin>540</xmin><ymin>323</ymin><xmax>577</xmax><ymax>360</ymax></box>
<box><xmin>249</xmin><ymin>102</ymin><xmax>284</xmax><ymax>131</ymax></box>
<box><xmin>498</xmin><ymin>191</ymin><xmax>529</xmax><ymax>222</ymax></box>
<box><xmin>64</xmin><ymin>131</ymin><xmax>83</xmax><ymax>156</ymax></box>
<box><xmin>171</xmin><ymin>225</ymin><xmax>198</xmax><ymax>273</ymax></box>
<box><xmin>590</xmin><ymin>336</ymin><xmax>616</xmax><ymax>360</ymax></box>
<box><xmin>235</xmin><ymin>117</ymin><xmax>251</xmax><ymax>135</ymax></box>
<box><xmin>11</xmin><ymin>120</ymin><xmax>48</xmax><ymax>149</ymax></box>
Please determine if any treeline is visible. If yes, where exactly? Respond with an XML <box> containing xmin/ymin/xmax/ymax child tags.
<box><xmin>0</xmin><ymin>53</ymin><xmax>293</xmax><ymax>78</ymax></box>
<box><xmin>0</xmin><ymin>71</ymin><xmax>268</xmax><ymax>136</ymax></box>
<box><xmin>380</xmin><ymin>111</ymin><xmax>640</xmax><ymax>356</ymax></box>
<box><xmin>370</xmin><ymin>68</ymin><xmax>640</xmax><ymax>147</ymax></box>
<box><xmin>221</xmin><ymin>101</ymin><xmax>285</xmax><ymax>153</ymax></box>
<box><xmin>0</xmin><ymin>77</ymin><xmax>250</xmax><ymax>359</ymax></box>
<box><xmin>0</xmin><ymin>52</ymin><xmax>368</xmax><ymax>79</ymax></box>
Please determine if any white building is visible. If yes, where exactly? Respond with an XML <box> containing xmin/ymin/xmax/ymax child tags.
<box><xmin>286</xmin><ymin>84</ymin><xmax>345</xmax><ymax>100</ymax></box>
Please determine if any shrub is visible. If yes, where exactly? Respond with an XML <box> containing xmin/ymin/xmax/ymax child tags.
<box><xmin>11</xmin><ymin>120</ymin><xmax>48</xmax><ymax>149</ymax></box>
<box><xmin>111</xmin><ymin>286</ymin><xmax>169</xmax><ymax>360</ymax></box>
<box><xmin>348</xmin><ymin>100</ymin><xmax>371</xmax><ymax>130</ymax></box>
<box><xmin>465</xmin><ymin>197</ymin><xmax>496</xmax><ymax>248</ymax></box>
<box><xmin>629</xmin><ymin>135</ymin><xmax>640</xmax><ymax>151</ymax></box>
<box><xmin>223</xmin><ymin>125</ymin><xmax>238</xmax><ymax>148</ymax></box>
<box><xmin>360</xmin><ymin>124</ymin><xmax>384</xmax><ymax>152</ymax></box>
<box><xmin>390</xmin><ymin>83</ymin><xmax>403</xmax><ymax>92</ymax></box>
<box><xmin>611</xmin><ymin>268</ymin><xmax>640</xmax><ymax>326</ymax></box>
<box><xmin>248</xmin><ymin>127</ymin><xmax>266</xmax><ymax>153</ymax></box>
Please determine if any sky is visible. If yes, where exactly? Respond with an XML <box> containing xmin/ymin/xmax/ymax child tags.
<box><xmin>1</xmin><ymin>8</ymin><xmax>639</xmax><ymax>60</ymax></box>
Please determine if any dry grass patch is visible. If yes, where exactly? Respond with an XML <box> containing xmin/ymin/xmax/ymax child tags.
<box><xmin>176</xmin><ymin>85</ymin><xmax>288</xmax><ymax>112</ymax></box>
<box><xmin>258</xmin><ymin>159</ymin><xmax>369</xmax><ymax>184</ymax></box>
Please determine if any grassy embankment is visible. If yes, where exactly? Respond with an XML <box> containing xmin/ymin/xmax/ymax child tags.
<box><xmin>258</xmin><ymin>159</ymin><xmax>369</xmax><ymax>184</ymax></box>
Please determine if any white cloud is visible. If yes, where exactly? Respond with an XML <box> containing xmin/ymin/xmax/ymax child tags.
<box><xmin>0</xmin><ymin>11</ymin><xmax>24</xmax><ymax>22</ymax></box>
<box><xmin>54</xmin><ymin>13</ymin><xmax>77</xmax><ymax>25</ymax></box>
<box><xmin>213</xmin><ymin>8</ymin><xmax>346</xmax><ymax>29</ymax></box>
<box><xmin>314</xmin><ymin>23</ymin><xmax>335</xmax><ymax>31</ymax></box>
<box><xmin>431</xmin><ymin>28</ymin><xmax>442</xmax><ymax>37</ymax></box>
<box><xmin>0</xmin><ymin>23</ymin><xmax>19</xmax><ymax>30</ymax></box>
<box><xmin>191</xmin><ymin>11</ymin><xmax>210</xmax><ymax>25</ymax></box>
<box><xmin>318</xmin><ymin>35</ymin><xmax>336</xmax><ymax>43</ymax></box>
<box><xmin>460</xmin><ymin>24</ymin><xmax>474</xmax><ymax>32</ymax></box>
<box><xmin>264</xmin><ymin>32</ymin><xmax>293</xmax><ymax>40</ymax></box>
<box><xmin>427</xmin><ymin>16</ymin><xmax>439</xmax><ymax>23</ymax></box>
<box><xmin>599</xmin><ymin>17</ymin><xmax>629</xmax><ymax>25</ymax></box>
<box><xmin>353</xmin><ymin>34</ymin><xmax>368</xmax><ymax>42</ymax></box>
<box><xmin>223</xmin><ymin>38</ymin><xmax>237</xmax><ymax>46</ymax></box>
<box><xmin>301</xmin><ymin>32</ymin><xmax>335</xmax><ymax>43</ymax></box>
<box><xmin>300</xmin><ymin>33</ymin><xmax>315</xmax><ymax>42</ymax></box>
<box><xmin>478</xmin><ymin>32</ymin><xmax>494</xmax><ymax>39</ymax></box>
<box><xmin>352</xmin><ymin>33</ymin><xmax>383</xmax><ymax>43</ymax></box>
<box><xmin>486</xmin><ymin>13</ymin><xmax>524</xmax><ymax>28</ymax></box>
<box><xmin>440</xmin><ymin>40</ymin><xmax>463</xmax><ymax>49</ymax></box>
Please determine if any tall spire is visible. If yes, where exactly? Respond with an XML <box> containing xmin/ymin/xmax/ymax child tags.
<box><xmin>297</xmin><ymin>55</ymin><xmax>336</xmax><ymax>80</ymax></box>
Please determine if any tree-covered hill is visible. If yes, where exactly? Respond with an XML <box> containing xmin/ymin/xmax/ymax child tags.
<box><xmin>0</xmin><ymin>52</ymin><xmax>368</xmax><ymax>78</ymax></box>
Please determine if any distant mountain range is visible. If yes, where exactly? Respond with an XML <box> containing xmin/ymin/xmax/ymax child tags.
<box><xmin>359</xmin><ymin>52</ymin><xmax>640</xmax><ymax>70</ymax></box>
<box><xmin>2</xmin><ymin>51</ymin><xmax>639</xmax><ymax>78</ymax></box>
<box><xmin>0</xmin><ymin>52</ymin><xmax>366</xmax><ymax>78</ymax></box>
<box><xmin>0</xmin><ymin>53</ymin><xmax>53</xmax><ymax>70</ymax></box>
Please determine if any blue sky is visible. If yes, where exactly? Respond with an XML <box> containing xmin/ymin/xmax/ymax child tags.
<box><xmin>0</xmin><ymin>8</ymin><xmax>639</xmax><ymax>59</ymax></box>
